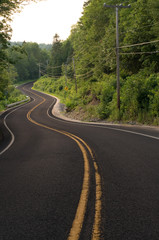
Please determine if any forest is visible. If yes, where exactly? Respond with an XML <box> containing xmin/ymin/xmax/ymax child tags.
<box><xmin>0</xmin><ymin>0</ymin><xmax>46</xmax><ymax>110</ymax></box>
<box><xmin>1</xmin><ymin>0</ymin><xmax>159</xmax><ymax>124</ymax></box>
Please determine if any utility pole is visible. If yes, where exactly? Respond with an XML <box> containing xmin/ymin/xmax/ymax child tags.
<box><xmin>72</xmin><ymin>57</ymin><xmax>77</xmax><ymax>93</ymax></box>
<box><xmin>116</xmin><ymin>6</ymin><xmax>120</xmax><ymax>110</ymax></box>
<box><xmin>104</xmin><ymin>3</ymin><xmax>131</xmax><ymax>110</ymax></box>
<box><xmin>38</xmin><ymin>63</ymin><xmax>41</xmax><ymax>78</ymax></box>
<box><xmin>65</xmin><ymin>64</ymin><xmax>68</xmax><ymax>86</ymax></box>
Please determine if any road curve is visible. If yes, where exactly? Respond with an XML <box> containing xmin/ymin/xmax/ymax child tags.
<box><xmin>0</xmin><ymin>82</ymin><xmax>159</xmax><ymax>240</ymax></box>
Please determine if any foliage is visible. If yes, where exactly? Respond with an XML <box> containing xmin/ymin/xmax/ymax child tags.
<box><xmin>48</xmin><ymin>34</ymin><xmax>73</xmax><ymax>78</ymax></box>
<box><xmin>63</xmin><ymin>0</ymin><xmax>159</xmax><ymax>124</ymax></box>
<box><xmin>0</xmin><ymin>0</ymin><xmax>42</xmax><ymax>111</ymax></box>
<box><xmin>8</xmin><ymin>42</ymin><xmax>50</xmax><ymax>82</ymax></box>
<box><xmin>4</xmin><ymin>0</ymin><xmax>159</xmax><ymax>124</ymax></box>
<box><xmin>0</xmin><ymin>83</ymin><xmax>27</xmax><ymax>111</ymax></box>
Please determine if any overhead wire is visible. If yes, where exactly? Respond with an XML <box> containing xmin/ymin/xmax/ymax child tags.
<box><xmin>119</xmin><ymin>39</ymin><xmax>159</xmax><ymax>49</ymax></box>
<box><xmin>120</xmin><ymin>50</ymin><xmax>159</xmax><ymax>55</ymax></box>
<box><xmin>120</xmin><ymin>21</ymin><xmax>159</xmax><ymax>35</ymax></box>
<box><xmin>46</xmin><ymin>73</ymin><xmax>63</xmax><ymax>79</ymax></box>
<box><xmin>75</xmin><ymin>70</ymin><xmax>93</xmax><ymax>78</ymax></box>
<box><xmin>47</xmin><ymin>64</ymin><xmax>62</xmax><ymax>69</ymax></box>
<box><xmin>39</xmin><ymin>27</ymin><xmax>159</xmax><ymax>80</ymax></box>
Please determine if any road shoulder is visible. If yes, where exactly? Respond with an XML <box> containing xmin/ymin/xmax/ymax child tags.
<box><xmin>52</xmin><ymin>95</ymin><xmax>159</xmax><ymax>132</ymax></box>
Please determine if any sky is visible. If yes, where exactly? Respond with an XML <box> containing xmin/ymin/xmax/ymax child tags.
<box><xmin>11</xmin><ymin>0</ymin><xmax>85</xmax><ymax>44</ymax></box>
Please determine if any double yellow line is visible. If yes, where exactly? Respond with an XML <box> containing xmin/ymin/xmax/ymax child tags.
<box><xmin>26</xmin><ymin>89</ymin><xmax>102</xmax><ymax>240</ymax></box>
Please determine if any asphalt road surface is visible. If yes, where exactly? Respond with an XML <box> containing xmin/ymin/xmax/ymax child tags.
<box><xmin>0</xmin><ymin>83</ymin><xmax>159</xmax><ymax>240</ymax></box>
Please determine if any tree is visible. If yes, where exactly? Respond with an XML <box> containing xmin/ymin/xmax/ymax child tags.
<box><xmin>8</xmin><ymin>42</ymin><xmax>50</xmax><ymax>82</ymax></box>
<box><xmin>0</xmin><ymin>0</ymin><xmax>42</xmax><ymax>101</ymax></box>
<box><xmin>48</xmin><ymin>34</ymin><xmax>63</xmax><ymax>77</ymax></box>
<box><xmin>68</xmin><ymin>0</ymin><xmax>159</xmax><ymax>79</ymax></box>
<box><xmin>0</xmin><ymin>1</ymin><xmax>41</xmax><ymax>49</ymax></box>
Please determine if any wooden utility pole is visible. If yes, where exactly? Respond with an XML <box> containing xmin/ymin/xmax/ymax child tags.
<box><xmin>72</xmin><ymin>57</ymin><xmax>77</xmax><ymax>93</ymax></box>
<box><xmin>116</xmin><ymin>6</ymin><xmax>120</xmax><ymax>110</ymax></box>
<box><xmin>65</xmin><ymin>64</ymin><xmax>68</xmax><ymax>86</ymax></box>
<box><xmin>38</xmin><ymin>63</ymin><xmax>41</xmax><ymax>78</ymax></box>
<box><xmin>104</xmin><ymin>3</ymin><xmax>131</xmax><ymax>110</ymax></box>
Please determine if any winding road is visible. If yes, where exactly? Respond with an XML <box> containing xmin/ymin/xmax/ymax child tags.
<box><xmin>0</xmin><ymin>83</ymin><xmax>159</xmax><ymax>240</ymax></box>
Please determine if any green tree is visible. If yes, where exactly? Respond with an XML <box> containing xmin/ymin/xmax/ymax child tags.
<box><xmin>0</xmin><ymin>0</ymin><xmax>42</xmax><ymax>102</ymax></box>
<box><xmin>48</xmin><ymin>34</ymin><xmax>63</xmax><ymax>77</ymax></box>
<box><xmin>7</xmin><ymin>42</ymin><xmax>50</xmax><ymax>82</ymax></box>
<box><xmin>33</xmin><ymin>0</ymin><xmax>159</xmax><ymax>123</ymax></box>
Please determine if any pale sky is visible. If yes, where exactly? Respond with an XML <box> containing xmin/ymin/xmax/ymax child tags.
<box><xmin>11</xmin><ymin>0</ymin><xmax>85</xmax><ymax>44</ymax></box>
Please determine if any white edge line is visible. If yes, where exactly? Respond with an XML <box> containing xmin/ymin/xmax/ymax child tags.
<box><xmin>32</xmin><ymin>89</ymin><xmax>159</xmax><ymax>141</ymax></box>
<box><xmin>95</xmin><ymin>125</ymin><xmax>159</xmax><ymax>141</ymax></box>
<box><xmin>0</xmin><ymin>111</ymin><xmax>15</xmax><ymax>155</ymax></box>
<box><xmin>0</xmin><ymin>99</ymin><xmax>33</xmax><ymax>156</ymax></box>
<box><xmin>51</xmin><ymin>105</ymin><xmax>159</xmax><ymax>141</ymax></box>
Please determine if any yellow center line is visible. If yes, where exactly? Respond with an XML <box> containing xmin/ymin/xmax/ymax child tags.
<box><xmin>24</xmin><ymin>87</ymin><xmax>102</xmax><ymax>240</ymax></box>
<box><xmin>62</xmin><ymin>131</ymin><xmax>102</xmax><ymax>240</ymax></box>
<box><xmin>92</xmin><ymin>162</ymin><xmax>102</xmax><ymax>240</ymax></box>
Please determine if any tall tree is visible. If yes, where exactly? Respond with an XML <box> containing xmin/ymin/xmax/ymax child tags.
<box><xmin>48</xmin><ymin>34</ymin><xmax>63</xmax><ymax>77</ymax></box>
<box><xmin>0</xmin><ymin>0</ymin><xmax>42</xmax><ymax>100</ymax></box>
<box><xmin>8</xmin><ymin>42</ymin><xmax>50</xmax><ymax>82</ymax></box>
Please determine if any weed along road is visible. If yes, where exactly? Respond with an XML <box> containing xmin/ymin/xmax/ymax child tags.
<box><xmin>1</xmin><ymin>83</ymin><xmax>159</xmax><ymax>240</ymax></box>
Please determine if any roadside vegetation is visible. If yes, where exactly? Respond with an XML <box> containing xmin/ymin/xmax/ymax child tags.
<box><xmin>33</xmin><ymin>0</ymin><xmax>159</xmax><ymax>125</ymax></box>
<box><xmin>0</xmin><ymin>40</ymin><xmax>49</xmax><ymax>112</ymax></box>
<box><xmin>0</xmin><ymin>85</ymin><xmax>27</xmax><ymax>112</ymax></box>
<box><xmin>34</xmin><ymin>71</ymin><xmax>159</xmax><ymax>124</ymax></box>
<box><xmin>0</xmin><ymin>0</ymin><xmax>46</xmax><ymax>112</ymax></box>
<box><xmin>1</xmin><ymin>0</ymin><xmax>159</xmax><ymax>125</ymax></box>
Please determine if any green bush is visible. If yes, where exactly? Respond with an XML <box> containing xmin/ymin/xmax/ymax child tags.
<box><xmin>33</xmin><ymin>71</ymin><xmax>159</xmax><ymax>125</ymax></box>
<box><xmin>97</xmin><ymin>75</ymin><xmax>116</xmax><ymax>119</ymax></box>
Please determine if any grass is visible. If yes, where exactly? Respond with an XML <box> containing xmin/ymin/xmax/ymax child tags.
<box><xmin>33</xmin><ymin>72</ymin><xmax>159</xmax><ymax>126</ymax></box>
<box><xmin>0</xmin><ymin>82</ymin><xmax>30</xmax><ymax>113</ymax></box>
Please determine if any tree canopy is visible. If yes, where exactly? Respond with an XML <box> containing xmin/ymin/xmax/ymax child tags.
<box><xmin>1</xmin><ymin>0</ymin><xmax>159</xmax><ymax>123</ymax></box>
<box><xmin>0</xmin><ymin>0</ymin><xmax>43</xmax><ymax>109</ymax></box>
<box><xmin>35</xmin><ymin>0</ymin><xmax>159</xmax><ymax>124</ymax></box>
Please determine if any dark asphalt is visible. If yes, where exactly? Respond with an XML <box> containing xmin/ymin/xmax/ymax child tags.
<box><xmin>0</xmin><ymin>83</ymin><xmax>159</xmax><ymax>240</ymax></box>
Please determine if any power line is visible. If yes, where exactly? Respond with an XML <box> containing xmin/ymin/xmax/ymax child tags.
<box><xmin>120</xmin><ymin>21</ymin><xmax>159</xmax><ymax>35</ymax></box>
<box><xmin>46</xmin><ymin>73</ymin><xmax>63</xmax><ymax>78</ymax></box>
<box><xmin>119</xmin><ymin>39</ymin><xmax>159</xmax><ymax>49</ymax></box>
<box><xmin>120</xmin><ymin>50</ymin><xmax>159</xmax><ymax>55</ymax></box>
<box><xmin>82</xmin><ymin>72</ymin><xmax>93</xmax><ymax>80</ymax></box>
<box><xmin>48</xmin><ymin>64</ymin><xmax>62</xmax><ymax>69</ymax></box>
<box><xmin>76</xmin><ymin>70</ymin><xmax>93</xmax><ymax>78</ymax></box>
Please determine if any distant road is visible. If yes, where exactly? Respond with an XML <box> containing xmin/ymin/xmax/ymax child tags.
<box><xmin>0</xmin><ymin>82</ymin><xmax>159</xmax><ymax>240</ymax></box>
